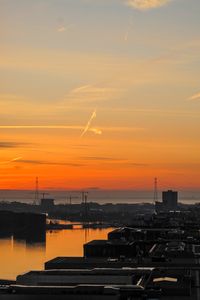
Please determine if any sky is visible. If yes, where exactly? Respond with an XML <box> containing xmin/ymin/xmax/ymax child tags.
<box><xmin>0</xmin><ymin>0</ymin><xmax>200</xmax><ymax>191</ymax></box>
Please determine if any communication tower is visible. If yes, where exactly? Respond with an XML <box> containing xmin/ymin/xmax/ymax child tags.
<box><xmin>154</xmin><ymin>177</ymin><xmax>158</xmax><ymax>203</ymax></box>
<box><xmin>34</xmin><ymin>177</ymin><xmax>39</xmax><ymax>205</ymax></box>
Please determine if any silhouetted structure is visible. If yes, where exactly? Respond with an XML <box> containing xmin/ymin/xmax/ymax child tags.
<box><xmin>84</xmin><ymin>240</ymin><xmax>136</xmax><ymax>258</ymax></box>
<box><xmin>40</xmin><ymin>198</ymin><xmax>54</xmax><ymax>212</ymax></box>
<box><xmin>0</xmin><ymin>211</ymin><xmax>46</xmax><ymax>243</ymax></box>
<box><xmin>155</xmin><ymin>190</ymin><xmax>178</xmax><ymax>212</ymax></box>
<box><xmin>162</xmin><ymin>190</ymin><xmax>178</xmax><ymax>210</ymax></box>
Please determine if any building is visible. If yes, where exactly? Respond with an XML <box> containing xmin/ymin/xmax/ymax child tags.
<box><xmin>40</xmin><ymin>198</ymin><xmax>54</xmax><ymax>212</ymax></box>
<box><xmin>0</xmin><ymin>211</ymin><xmax>46</xmax><ymax>243</ymax></box>
<box><xmin>84</xmin><ymin>240</ymin><xmax>136</xmax><ymax>258</ymax></box>
<box><xmin>155</xmin><ymin>190</ymin><xmax>178</xmax><ymax>213</ymax></box>
<box><xmin>162</xmin><ymin>190</ymin><xmax>178</xmax><ymax>211</ymax></box>
<box><xmin>12</xmin><ymin>268</ymin><xmax>161</xmax><ymax>299</ymax></box>
<box><xmin>45</xmin><ymin>257</ymin><xmax>138</xmax><ymax>270</ymax></box>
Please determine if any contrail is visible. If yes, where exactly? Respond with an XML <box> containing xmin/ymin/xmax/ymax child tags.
<box><xmin>124</xmin><ymin>16</ymin><xmax>134</xmax><ymax>42</ymax></box>
<box><xmin>11</xmin><ymin>156</ymin><xmax>23</xmax><ymax>162</ymax></box>
<box><xmin>124</xmin><ymin>31</ymin><xmax>129</xmax><ymax>42</ymax></box>
<box><xmin>188</xmin><ymin>92</ymin><xmax>200</xmax><ymax>101</ymax></box>
<box><xmin>81</xmin><ymin>110</ymin><xmax>97</xmax><ymax>137</ymax></box>
<box><xmin>90</xmin><ymin>128</ymin><xmax>102</xmax><ymax>135</ymax></box>
<box><xmin>0</xmin><ymin>156</ymin><xmax>23</xmax><ymax>165</ymax></box>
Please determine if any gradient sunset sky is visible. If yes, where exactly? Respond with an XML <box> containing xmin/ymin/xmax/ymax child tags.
<box><xmin>1</xmin><ymin>0</ymin><xmax>200</xmax><ymax>190</ymax></box>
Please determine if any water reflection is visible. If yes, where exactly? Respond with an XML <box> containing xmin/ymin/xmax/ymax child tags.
<box><xmin>0</xmin><ymin>236</ymin><xmax>45</xmax><ymax>280</ymax></box>
<box><xmin>0</xmin><ymin>227</ymin><xmax>112</xmax><ymax>280</ymax></box>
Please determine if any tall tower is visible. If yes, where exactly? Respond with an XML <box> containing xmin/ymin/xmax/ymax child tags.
<box><xmin>154</xmin><ymin>177</ymin><xmax>158</xmax><ymax>203</ymax></box>
<box><xmin>34</xmin><ymin>177</ymin><xmax>39</xmax><ymax>205</ymax></box>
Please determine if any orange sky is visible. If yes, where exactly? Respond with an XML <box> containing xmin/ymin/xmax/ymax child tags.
<box><xmin>1</xmin><ymin>0</ymin><xmax>200</xmax><ymax>190</ymax></box>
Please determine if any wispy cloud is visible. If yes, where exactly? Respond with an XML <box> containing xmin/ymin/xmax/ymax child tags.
<box><xmin>0</xmin><ymin>125</ymin><xmax>82</xmax><ymax>130</ymax></box>
<box><xmin>0</xmin><ymin>142</ymin><xmax>26</xmax><ymax>148</ymax></box>
<box><xmin>0</xmin><ymin>124</ymin><xmax>102</xmax><ymax>136</ymax></box>
<box><xmin>102</xmin><ymin>126</ymin><xmax>145</xmax><ymax>132</ymax></box>
<box><xmin>71</xmin><ymin>85</ymin><xmax>92</xmax><ymax>93</ymax></box>
<box><xmin>124</xmin><ymin>0</ymin><xmax>171</xmax><ymax>10</ymax></box>
<box><xmin>57</xmin><ymin>24</ymin><xmax>74</xmax><ymax>33</ymax></box>
<box><xmin>79</xmin><ymin>156</ymin><xmax>148</xmax><ymax>167</ymax></box>
<box><xmin>0</xmin><ymin>125</ymin><xmax>144</xmax><ymax>134</ymax></box>
<box><xmin>188</xmin><ymin>92</ymin><xmax>200</xmax><ymax>101</ymax></box>
<box><xmin>80</xmin><ymin>156</ymin><xmax>125</xmax><ymax>161</ymax></box>
<box><xmin>57</xmin><ymin>26</ymin><xmax>66</xmax><ymax>32</ymax></box>
<box><xmin>14</xmin><ymin>159</ymin><xmax>83</xmax><ymax>167</ymax></box>
<box><xmin>90</xmin><ymin>128</ymin><xmax>102</xmax><ymax>135</ymax></box>
<box><xmin>66</xmin><ymin>84</ymin><xmax>120</xmax><ymax>103</ymax></box>
<box><xmin>81</xmin><ymin>109</ymin><xmax>101</xmax><ymax>137</ymax></box>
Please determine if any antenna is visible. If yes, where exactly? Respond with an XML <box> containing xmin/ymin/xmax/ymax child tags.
<box><xmin>34</xmin><ymin>177</ymin><xmax>39</xmax><ymax>205</ymax></box>
<box><xmin>154</xmin><ymin>177</ymin><xmax>158</xmax><ymax>203</ymax></box>
<box><xmin>84</xmin><ymin>192</ymin><xmax>89</xmax><ymax>223</ymax></box>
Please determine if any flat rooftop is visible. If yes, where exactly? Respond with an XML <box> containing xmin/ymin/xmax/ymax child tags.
<box><xmin>84</xmin><ymin>240</ymin><xmax>132</xmax><ymax>246</ymax></box>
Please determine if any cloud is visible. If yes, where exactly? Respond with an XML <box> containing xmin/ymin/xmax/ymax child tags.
<box><xmin>0</xmin><ymin>125</ymin><xmax>100</xmax><ymax>135</ymax></box>
<box><xmin>188</xmin><ymin>92</ymin><xmax>200</xmax><ymax>101</ymax></box>
<box><xmin>72</xmin><ymin>85</ymin><xmax>92</xmax><ymax>93</ymax></box>
<box><xmin>102</xmin><ymin>126</ymin><xmax>145</xmax><ymax>132</ymax></box>
<box><xmin>129</xmin><ymin>163</ymin><xmax>149</xmax><ymax>166</ymax></box>
<box><xmin>13</xmin><ymin>159</ymin><xmax>84</xmax><ymax>167</ymax></box>
<box><xmin>66</xmin><ymin>84</ymin><xmax>120</xmax><ymax>103</ymax></box>
<box><xmin>0</xmin><ymin>125</ymin><xmax>145</xmax><ymax>134</ymax></box>
<box><xmin>0</xmin><ymin>142</ymin><xmax>26</xmax><ymax>148</ymax></box>
<box><xmin>124</xmin><ymin>31</ymin><xmax>129</xmax><ymax>42</ymax></box>
<box><xmin>80</xmin><ymin>156</ymin><xmax>125</xmax><ymax>161</ymax></box>
<box><xmin>124</xmin><ymin>0</ymin><xmax>171</xmax><ymax>10</ymax></box>
<box><xmin>71</xmin><ymin>144</ymin><xmax>95</xmax><ymax>149</ymax></box>
<box><xmin>0</xmin><ymin>125</ymin><xmax>82</xmax><ymax>130</ymax></box>
<box><xmin>79</xmin><ymin>157</ymin><xmax>148</xmax><ymax>167</ymax></box>
<box><xmin>90</xmin><ymin>128</ymin><xmax>102</xmax><ymax>135</ymax></box>
<box><xmin>57</xmin><ymin>26</ymin><xmax>66</xmax><ymax>32</ymax></box>
<box><xmin>57</xmin><ymin>24</ymin><xmax>74</xmax><ymax>33</ymax></box>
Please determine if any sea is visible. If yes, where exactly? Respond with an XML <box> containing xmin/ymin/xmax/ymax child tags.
<box><xmin>0</xmin><ymin>189</ymin><xmax>200</xmax><ymax>205</ymax></box>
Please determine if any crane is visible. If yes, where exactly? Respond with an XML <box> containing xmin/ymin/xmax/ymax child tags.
<box><xmin>65</xmin><ymin>195</ymin><xmax>79</xmax><ymax>205</ymax></box>
<box><xmin>67</xmin><ymin>190</ymin><xmax>89</xmax><ymax>222</ymax></box>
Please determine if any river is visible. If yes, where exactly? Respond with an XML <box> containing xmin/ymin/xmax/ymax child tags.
<box><xmin>0</xmin><ymin>226</ymin><xmax>113</xmax><ymax>280</ymax></box>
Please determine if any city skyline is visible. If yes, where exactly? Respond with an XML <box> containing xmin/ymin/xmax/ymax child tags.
<box><xmin>1</xmin><ymin>0</ymin><xmax>200</xmax><ymax>190</ymax></box>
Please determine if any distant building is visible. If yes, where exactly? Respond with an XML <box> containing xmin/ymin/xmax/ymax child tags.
<box><xmin>40</xmin><ymin>198</ymin><xmax>54</xmax><ymax>212</ymax></box>
<box><xmin>162</xmin><ymin>190</ymin><xmax>178</xmax><ymax>210</ymax></box>
<box><xmin>155</xmin><ymin>190</ymin><xmax>178</xmax><ymax>213</ymax></box>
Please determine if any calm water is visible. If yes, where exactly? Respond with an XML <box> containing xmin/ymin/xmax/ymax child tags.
<box><xmin>0</xmin><ymin>227</ymin><xmax>113</xmax><ymax>280</ymax></box>
<box><xmin>1</xmin><ymin>189</ymin><xmax>200</xmax><ymax>204</ymax></box>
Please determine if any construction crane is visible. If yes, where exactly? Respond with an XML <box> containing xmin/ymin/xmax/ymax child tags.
<box><xmin>67</xmin><ymin>190</ymin><xmax>88</xmax><ymax>204</ymax></box>
<box><xmin>41</xmin><ymin>192</ymin><xmax>49</xmax><ymax>200</ymax></box>
<box><xmin>67</xmin><ymin>190</ymin><xmax>89</xmax><ymax>222</ymax></box>
<box><xmin>65</xmin><ymin>195</ymin><xmax>79</xmax><ymax>205</ymax></box>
